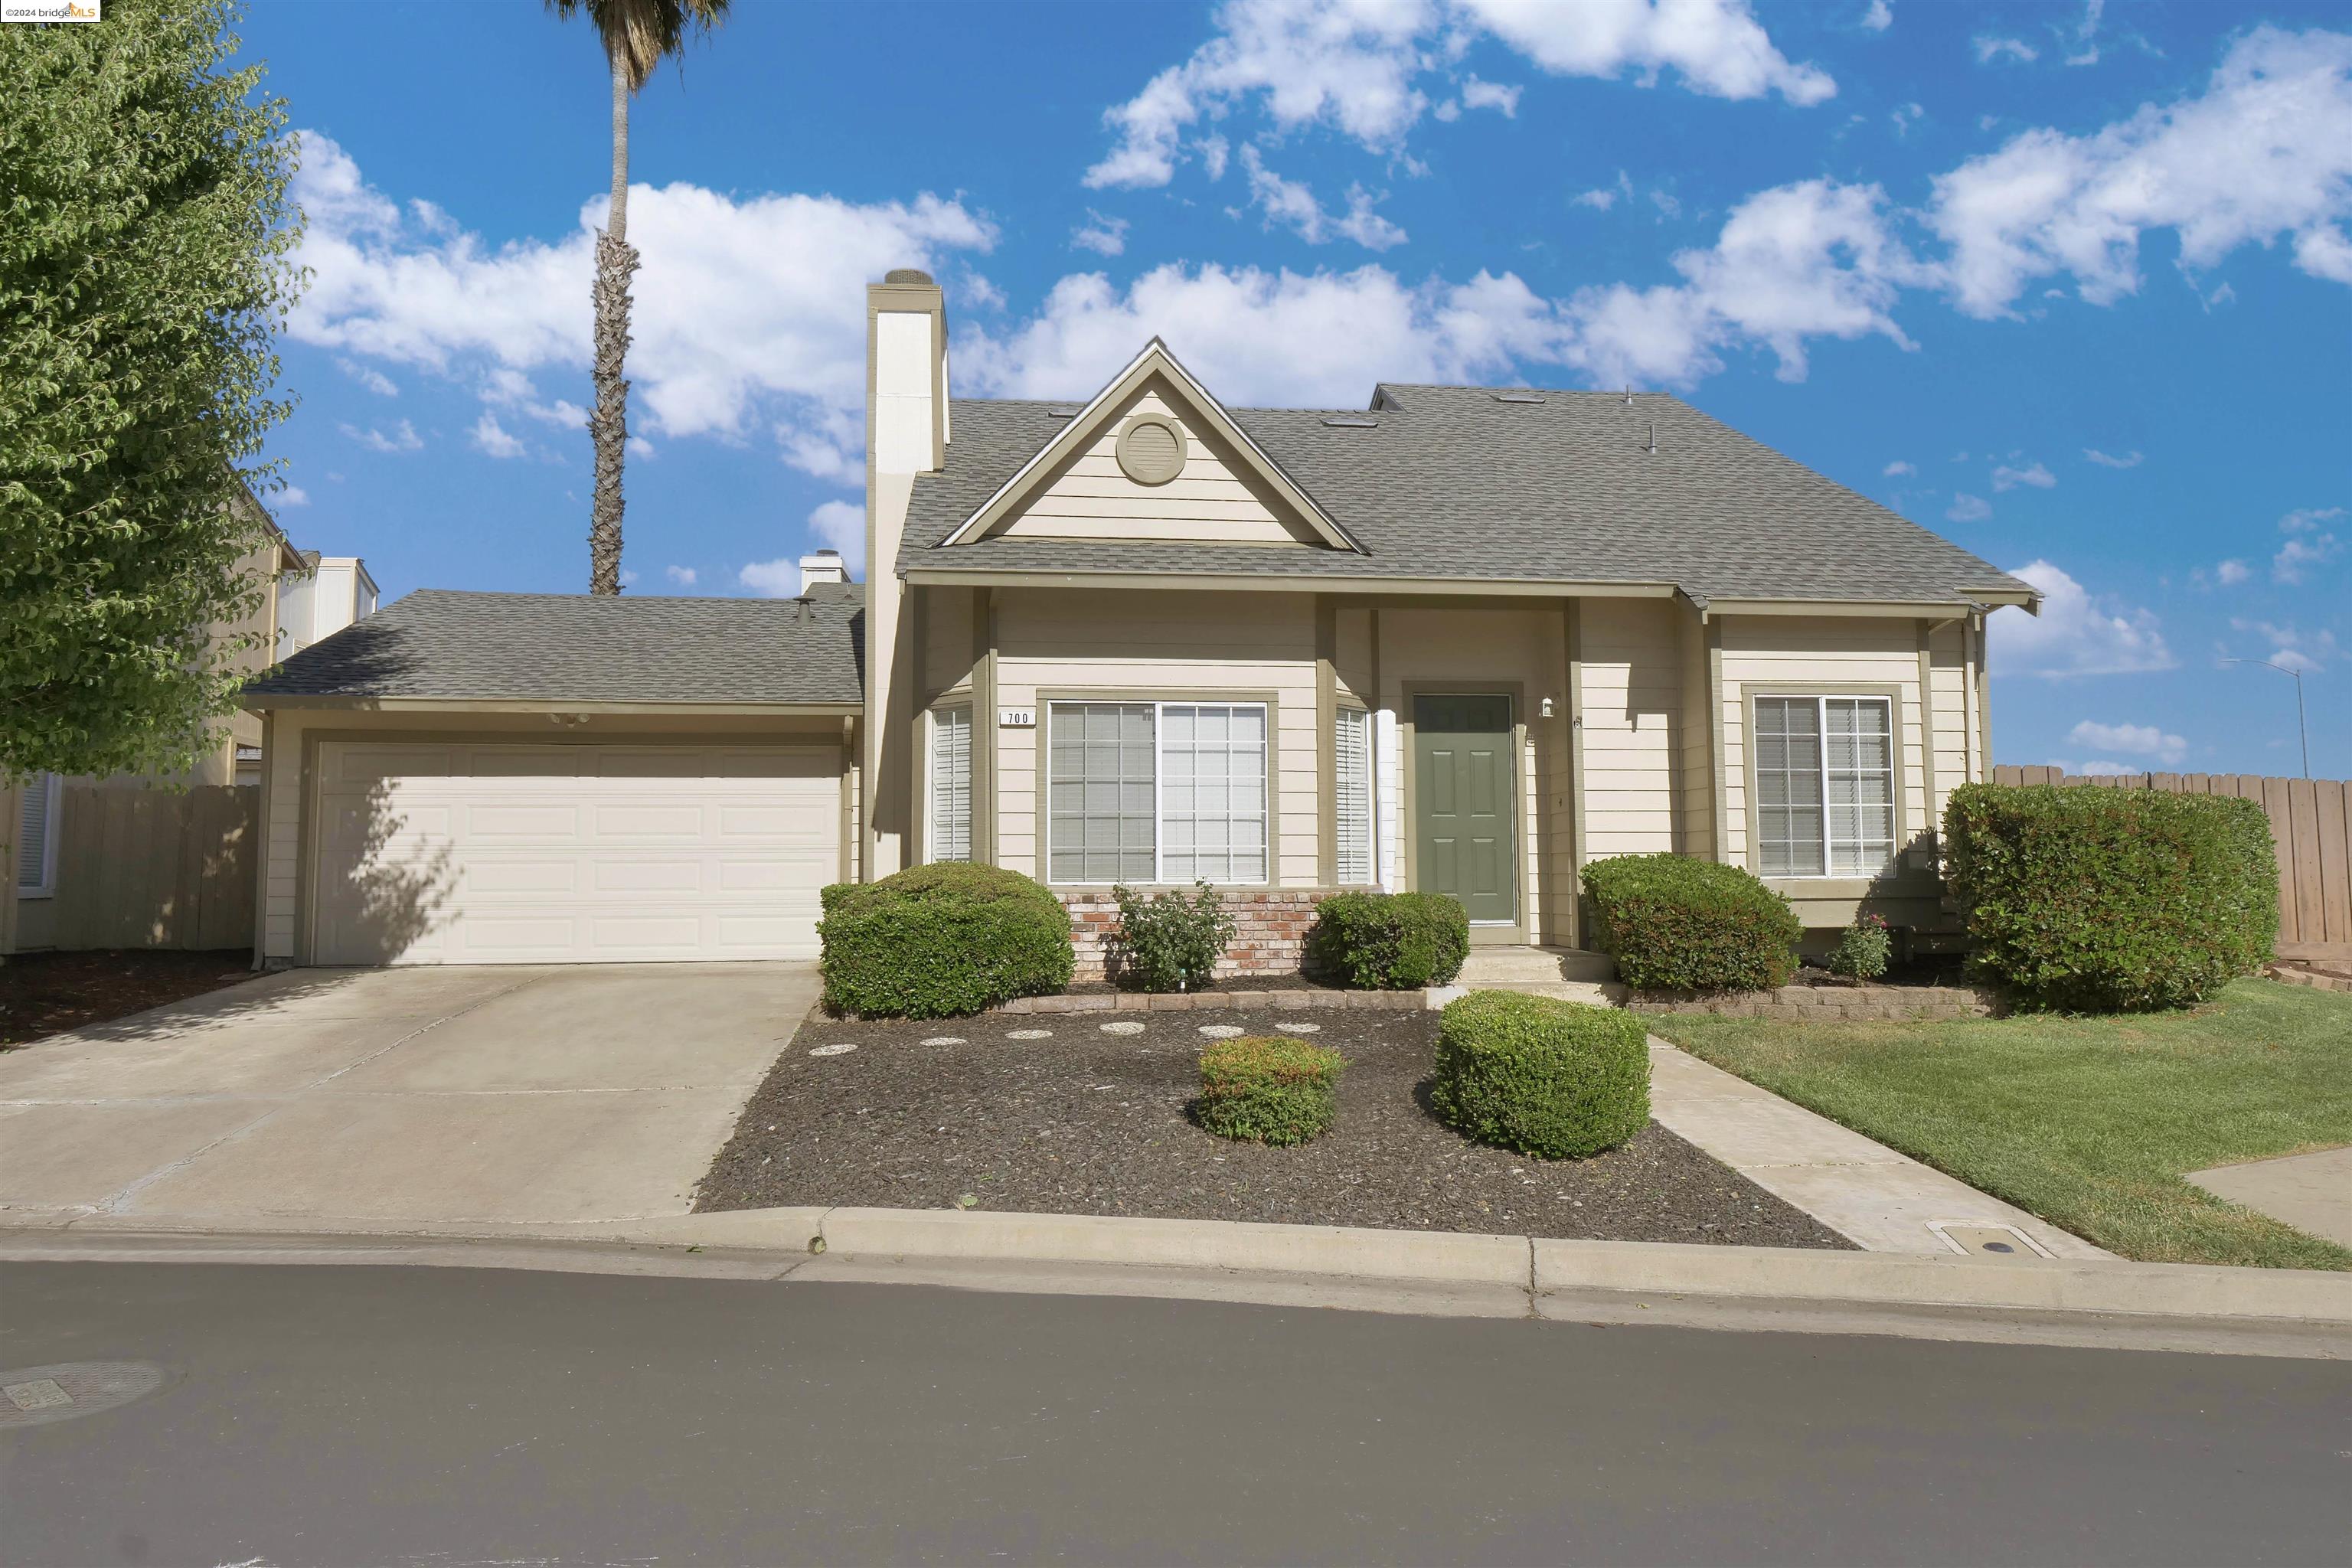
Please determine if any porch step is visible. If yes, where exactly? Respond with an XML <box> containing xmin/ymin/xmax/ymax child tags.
<box><xmin>1457</xmin><ymin>946</ymin><xmax>1618</xmax><ymax>986</ymax></box>
<box><xmin>1429</xmin><ymin>979</ymin><xmax>1628</xmax><ymax>1009</ymax></box>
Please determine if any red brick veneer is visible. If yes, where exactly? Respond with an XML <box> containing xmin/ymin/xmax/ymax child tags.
<box><xmin>1059</xmin><ymin>888</ymin><xmax>1341</xmax><ymax>983</ymax></box>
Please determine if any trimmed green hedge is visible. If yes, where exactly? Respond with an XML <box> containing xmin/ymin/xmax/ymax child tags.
<box><xmin>1583</xmin><ymin>854</ymin><xmax>1801</xmax><ymax>994</ymax></box>
<box><xmin>1943</xmin><ymin>783</ymin><xmax>2278</xmax><ymax>1012</ymax></box>
<box><xmin>818</xmin><ymin>864</ymin><xmax>1073</xmax><ymax>1019</ymax></box>
<box><xmin>1197</xmin><ymin>1035</ymin><xmax>1346</xmax><ymax>1145</ymax></box>
<box><xmin>1306</xmin><ymin>891</ymin><xmax>1470</xmax><ymax>988</ymax></box>
<box><xmin>1429</xmin><ymin>991</ymin><xmax>1649</xmax><ymax>1159</ymax></box>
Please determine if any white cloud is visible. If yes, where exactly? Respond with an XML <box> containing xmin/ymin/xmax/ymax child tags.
<box><xmin>276</xmin><ymin>484</ymin><xmax>310</xmax><ymax>508</ymax></box>
<box><xmin>1991</xmin><ymin>560</ymin><xmax>2174</xmax><ymax>676</ymax></box>
<box><xmin>1862</xmin><ymin>0</ymin><xmax>1892</xmax><ymax>33</ymax></box>
<box><xmin>289</xmin><ymin>130</ymin><xmax>995</xmax><ymax>482</ymax></box>
<box><xmin>2216</xmin><ymin>559</ymin><xmax>2251</xmax><ymax>586</ymax></box>
<box><xmin>1974</xmin><ymin>36</ymin><xmax>2039</xmax><ymax>65</ymax></box>
<box><xmin>1083</xmin><ymin>0</ymin><xmax>1832</xmax><ymax>190</ymax></box>
<box><xmin>1946</xmin><ymin>493</ymin><xmax>1991</xmax><ymax>522</ymax></box>
<box><xmin>1459</xmin><ymin>76</ymin><xmax>1521</xmax><ymax>116</ymax></box>
<box><xmin>336</xmin><ymin>358</ymin><xmax>398</xmax><ymax>397</ymax></box>
<box><xmin>470</xmin><ymin>410</ymin><xmax>524</xmax><ymax>459</ymax></box>
<box><xmin>665</xmin><ymin>565</ymin><xmax>697</xmax><ymax>586</ymax></box>
<box><xmin>1929</xmin><ymin>28</ymin><xmax>2352</xmax><ymax>318</ymax></box>
<box><xmin>1991</xmin><ymin>460</ymin><xmax>2056</xmax><ymax>491</ymax></box>
<box><xmin>2231</xmin><ymin>619</ymin><xmax>2341</xmax><ymax>672</ymax></box>
<box><xmin>626</xmin><ymin>436</ymin><xmax>655</xmax><ymax>459</ymax></box>
<box><xmin>2066</xmin><ymin>0</ymin><xmax>2106</xmax><ymax>67</ymax></box>
<box><xmin>2274</xmin><ymin>506</ymin><xmax>2344</xmax><ymax>583</ymax></box>
<box><xmin>2083</xmin><ymin>447</ymin><xmax>2142</xmax><ymax>468</ymax></box>
<box><xmin>738</xmin><ymin>558</ymin><xmax>798</xmax><ymax>597</ymax></box>
<box><xmin>2051</xmin><ymin>759</ymin><xmax>2138</xmax><ymax>776</ymax></box>
<box><xmin>808</xmin><ymin>498</ymin><xmax>864</xmax><ymax>573</ymax></box>
<box><xmin>1890</xmin><ymin>101</ymin><xmax>1922</xmax><ymax>136</ymax></box>
<box><xmin>1071</xmin><ymin>211</ymin><xmax>1129</xmax><ymax>257</ymax></box>
<box><xmin>2067</xmin><ymin>719</ymin><xmax>2187</xmax><ymax>763</ymax></box>
<box><xmin>961</xmin><ymin>263</ymin><xmax>1559</xmax><ymax>406</ymax></box>
<box><xmin>1237</xmin><ymin>148</ymin><xmax>1409</xmax><ymax>250</ymax></box>
<box><xmin>1883</xmin><ymin>459</ymin><xmax>1916</xmax><ymax>476</ymax></box>
<box><xmin>339</xmin><ymin>418</ymin><xmax>422</xmax><ymax>453</ymax></box>
<box><xmin>1571</xmin><ymin>170</ymin><xmax>1633</xmax><ymax>211</ymax></box>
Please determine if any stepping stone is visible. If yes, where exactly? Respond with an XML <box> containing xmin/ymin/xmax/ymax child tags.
<box><xmin>1100</xmin><ymin>1021</ymin><xmax>1145</xmax><ymax>1036</ymax></box>
<box><xmin>808</xmin><ymin>1043</ymin><xmax>857</xmax><ymax>1057</ymax></box>
<box><xmin>1285</xmin><ymin>1022</ymin><xmax>1322</xmax><ymax>1034</ymax></box>
<box><xmin>1008</xmin><ymin>1028</ymin><xmax>1053</xmax><ymax>1040</ymax></box>
<box><xmin>920</xmin><ymin>1037</ymin><xmax>967</xmax><ymax>1047</ymax></box>
<box><xmin>1197</xmin><ymin>1024</ymin><xmax>1246</xmax><ymax>1038</ymax></box>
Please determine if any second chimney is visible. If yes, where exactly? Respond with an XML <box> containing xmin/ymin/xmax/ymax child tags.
<box><xmin>797</xmin><ymin>548</ymin><xmax>848</xmax><ymax>595</ymax></box>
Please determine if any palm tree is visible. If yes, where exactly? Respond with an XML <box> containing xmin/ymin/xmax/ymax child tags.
<box><xmin>546</xmin><ymin>0</ymin><xmax>730</xmax><ymax>595</ymax></box>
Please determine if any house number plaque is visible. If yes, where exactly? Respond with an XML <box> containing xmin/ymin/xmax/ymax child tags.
<box><xmin>998</xmin><ymin>708</ymin><xmax>1036</xmax><ymax>728</ymax></box>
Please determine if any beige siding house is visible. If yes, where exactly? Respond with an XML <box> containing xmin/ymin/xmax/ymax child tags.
<box><xmin>237</xmin><ymin>270</ymin><xmax>2034</xmax><ymax>972</ymax></box>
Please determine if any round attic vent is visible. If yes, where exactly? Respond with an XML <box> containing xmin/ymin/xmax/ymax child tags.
<box><xmin>1115</xmin><ymin>413</ymin><xmax>1187</xmax><ymax>485</ymax></box>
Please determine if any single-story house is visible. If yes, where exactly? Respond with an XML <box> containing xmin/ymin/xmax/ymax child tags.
<box><xmin>240</xmin><ymin>269</ymin><xmax>2037</xmax><ymax>972</ymax></box>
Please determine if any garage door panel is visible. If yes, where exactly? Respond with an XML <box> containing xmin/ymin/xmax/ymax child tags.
<box><xmin>314</xmin><ymin>742</ymin><xmax>840</xmax><ymax>965</ymax></box>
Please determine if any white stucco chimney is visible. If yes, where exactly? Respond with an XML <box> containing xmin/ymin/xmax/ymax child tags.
<box><xmin>863</xmin><ymin>267</ymin><xmax>948</xmax><ymax>878</ymax></box>
<box><xmin>797</xmin><ymin>549</ymin><xmax>848</xmax><ymax>594</ymax></box>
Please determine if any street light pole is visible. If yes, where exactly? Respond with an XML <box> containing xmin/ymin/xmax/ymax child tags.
<box><xmin>2221</xmin><ymin>658</ymin><xmax>2310</xmax><ymax>779</ymax></box>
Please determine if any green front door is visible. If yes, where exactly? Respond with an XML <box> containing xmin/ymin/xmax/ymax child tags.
<box><xmin>1413</xmin><ymin>694</ymin><xmax>1515</xmax><ymax>926</ymax></box>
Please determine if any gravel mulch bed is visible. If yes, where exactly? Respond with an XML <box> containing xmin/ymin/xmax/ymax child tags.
<box><xmin>698</xmin><ymin>1007</ymin><xmax>1852</xmax><ymax>1249</ymax></box>
<box><xmin>1</xmin><ymin>948</ymin><xmax>256</xmax><ymax>1049</ymax></box>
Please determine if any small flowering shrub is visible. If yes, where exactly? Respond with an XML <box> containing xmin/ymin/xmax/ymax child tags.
<box><xmin>1823</xmin><ymin>913</ymin><xmax>1893</xmax><ymax>982</ymax></box>
<box><xmin>1111</xmin><ymin>880</ymin><xmax>1237</xmax><ymax>992</ymax></box>
<box><xmin>1197</xmin><ymin>1035</ymin><xmax>1346</xmax><ymax>1145</ymax></box>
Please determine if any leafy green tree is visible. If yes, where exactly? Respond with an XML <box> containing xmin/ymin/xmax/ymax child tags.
<box><xmin>545</xmin><ymin>0</ymin><xmax>730</xmax><ymax>596</ymax></box>
<box><xmin>0</xmin><ymin>0</ymin><xmax>302</xmax><ymax>782</ymax></box>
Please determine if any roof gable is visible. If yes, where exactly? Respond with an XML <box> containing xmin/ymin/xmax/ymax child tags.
<box><xmin>938</xmin><ymin>340</ymin><xmax>1361</xmax><ymax>553</ymax></box>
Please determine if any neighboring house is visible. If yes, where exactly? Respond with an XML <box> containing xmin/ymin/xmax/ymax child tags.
<box><xmin>3</xmin><ymin>488</ymin><xmax>374</xmax><ymax>955</ymax></box>
<box><xmin>239</xmin><ymin>270</ymin><xmax>2035</xmax><ymax>971</ymax></box>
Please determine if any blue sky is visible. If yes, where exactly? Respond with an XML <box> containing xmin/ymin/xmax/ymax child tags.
<box><xmin>241</xmin><ymin>0</ymin><xmax>2348</xmax><ymax>778</ymax></box>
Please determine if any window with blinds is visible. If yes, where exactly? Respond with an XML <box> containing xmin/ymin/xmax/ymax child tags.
<box><xmin>17</xmin><ymin>773</ymin><xmax>59</xmax><ymax>897</ymax></box>
<box><xmin>1334</xmin><ymin>707</ymin><xmax>1374</xmax><ymax>884</ymax></box>
<box><xmin>928</xmin><ymin>707</ymin><xmax>972</xmax><ymax>864</ymax></box>
<box><xmin>1753</xmin><ymin>696</ymin><xmax>1896</xmax><ymax>877</ymax></box>
<box><xmin>1046</xmin><ymin>701</ymin><xmax>1269</xmax><ymax>885</ymax></box>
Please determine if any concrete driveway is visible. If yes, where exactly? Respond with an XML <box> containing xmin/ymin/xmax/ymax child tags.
<box><xmin>0</xmin><ymin>963</ymin><xmax>818</xmax><ymax>1233</ymax></box>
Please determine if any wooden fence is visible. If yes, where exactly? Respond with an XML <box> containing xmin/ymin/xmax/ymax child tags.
<box><xmin>50</xmin><ymin>784</ymin><xmax>257</xmax><ymax>952</ymax></box>
<box><xmin>1990</xmin><ymin>767</ymin><xmax>2351</xmax><ymax>960</ymax></box>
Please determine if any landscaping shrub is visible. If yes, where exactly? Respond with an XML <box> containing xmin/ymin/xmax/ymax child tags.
<box><xmin>1823</xmin><ymin>912</ymin><xmax>1893</xmax><ymax>982</ymax></box>
<box><xmin>818</xmin><ymin>864</ymin><xmax>1073</xmax><ymax>1018</ymax></box>
<box><xmin>1306</xmin><ymin>891</ymin><xmax>1470</xmax><ymax>988</ymax></box>
<box><xmin>1583</xmin><ymin>854</ymin><xmax>1801</xmax><ymax>993</ymax></box>
<box><xmin>1110</xmin><ymin>880</ymin><xmax>1236</xmax><ymax>991</ymax></box>
<box><xmin>1197</xmin><ymin>1035</ymin><xmax>1346</xmax><ymax>1145</ymax></box>
<box><xmin>1429</xmin><ymin>991</ymin><xmax>1649</xmax><ymax>1159</ymax></box>
<box><xmin>1943</xmin><ymin>783</ymin><xmax>2278</xmax><ymax>1012</ymax></box>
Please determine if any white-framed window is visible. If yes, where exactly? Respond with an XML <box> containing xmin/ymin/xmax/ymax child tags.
<box><xmin>1334</xmin><ymin>705</ymin><xmax>1374</xmax><ymax>885</ymax></box>
<box><xmin>927</xmin><ymin>706</ymin><xmax>972</xmax><ymax>864</ymax></box>
<box><xmin>16</xmin><ymin>772</ymin><xmax>60</xmax><ymax>898</ymax></box>
<box><xmin>1753</xmin><ymin>696</ymin><xmax>1896</xmax><ymax>877</ymax></box>
<box><xmin>1047</xmin><ymin>701</ymin><xmax>1268</xmax><ymax>885</ymax></box>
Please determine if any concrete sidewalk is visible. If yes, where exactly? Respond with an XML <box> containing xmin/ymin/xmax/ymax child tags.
<box><xmin>1644</xmin><ymin>1038</ymin><xmax>2108</xmax><ymax>1259</ymax></box>
<box><xmin>0</xmin><ymin>962</ymin><xmax>818</xmax><ymax>1230</ymax></box>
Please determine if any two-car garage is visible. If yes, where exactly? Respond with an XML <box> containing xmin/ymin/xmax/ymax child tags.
<box><xmin>309</xmin><ymin>740</ymin><xmax>844</xmax><ymax>965</ymax></box>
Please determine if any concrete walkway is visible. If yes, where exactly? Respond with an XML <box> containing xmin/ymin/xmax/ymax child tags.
<box><xmin>0</xmin><ymin>962</ymin><xmax>818</xmax><ymax>1230</ymax></box>
<box><xmin>2190</xmin><ymin>1146</ymin><xmax>2352</xmax><ymax>1247</ymax></box>
<box><xmin>1645</xmin><ymin>1038</ymin><xmax>2109</xmax><ymax>1259</ymax></box>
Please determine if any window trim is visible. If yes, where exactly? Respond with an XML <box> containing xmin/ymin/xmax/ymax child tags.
<box><xmin>923</xmin><ymin>703</ymin><xmax>974</xmax><ymax>865</ymax></box>
<box><xmin>1036</xmin><ymin>690</ymin><xmax>1280</xmax><ymax>889</ymax></box>
<box><xmin>15</xmin><ymin>772</ymin><xmax>61</xmax><ymax>900</ymax></box>
<box><xmin>1741</xmin><ymin>686</ymin><xmax>1906</xmax><ymax>882</ymax></box>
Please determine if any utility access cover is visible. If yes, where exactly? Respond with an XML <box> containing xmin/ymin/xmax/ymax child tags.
<box><xmin>1929</xmin><ymin>1221</ymin><xmax>2054</xmax><ymax>1260</ymax></box>
<box><xmin>0</xmin><ymin>1362</ymin><xmax>170</xmax><ymax>1429</ymax></box>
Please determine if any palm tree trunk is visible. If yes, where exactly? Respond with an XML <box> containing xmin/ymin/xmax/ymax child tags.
<box><xmin>586</xmin><ymin>41</ymin><xmax>638</xmax><ymax>596</ymax></box>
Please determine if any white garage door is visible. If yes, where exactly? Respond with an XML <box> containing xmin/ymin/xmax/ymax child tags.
<box><xmin>312</xmin><ymin>741</ymin><xmax>841</xmax><ymax>965</ymax></box>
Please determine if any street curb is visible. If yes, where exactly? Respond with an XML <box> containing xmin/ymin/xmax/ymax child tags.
<box><xmin>8</xmin><ymin>1205</ymin><xmax>2347</xmax><ymax>1342</ymax></box>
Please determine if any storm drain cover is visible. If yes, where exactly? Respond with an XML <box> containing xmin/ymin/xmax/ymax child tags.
<box><xmin>0</xmin><ymin>1362</ymin><xmax>170</xmax><ymax>1429</ymax></box>
<box><xmin>1929</xmin><ymin>1221</ymin><xmax>2054</xmax><ymax>1259</ymax></box>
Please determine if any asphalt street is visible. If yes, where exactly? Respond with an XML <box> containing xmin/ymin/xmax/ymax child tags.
<box><xmin>2</xmin><ymin>1260</ymin><xmax>2344</xmax><ymax>1566</ymax></box>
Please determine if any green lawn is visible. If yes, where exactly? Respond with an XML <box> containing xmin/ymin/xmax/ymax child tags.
<box><xmin>1646</xmin><ymin>978</ymin><xmax>2352</xmax><ymax>1271</ymax></box>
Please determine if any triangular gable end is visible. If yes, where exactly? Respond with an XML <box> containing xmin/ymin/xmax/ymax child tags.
<box><xmin>939</xmin><ymin>340</ymin><xmax>1364</xmax><ymax>553</ymax></box>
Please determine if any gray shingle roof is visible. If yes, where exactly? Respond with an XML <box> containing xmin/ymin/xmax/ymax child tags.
<box><xmin>244</xmin><ymin>586</ymin><xmax>865</xmax><ymax>705</ymax></box>
<box><xmin>901</xmin><ymin>387</ymin><xmax>2029</xmax><ymax>604</ymax></box>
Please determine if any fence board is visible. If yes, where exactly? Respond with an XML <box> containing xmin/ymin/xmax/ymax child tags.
<box><xmin>2325</xmin><ymin>779</ymin><xmax>2352</xmax><ymax>949</ymax></box>
<box><xmin>49</xmin><ymin>785</ymin><xmax>258</xmax><ymax>952</ymax></box>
